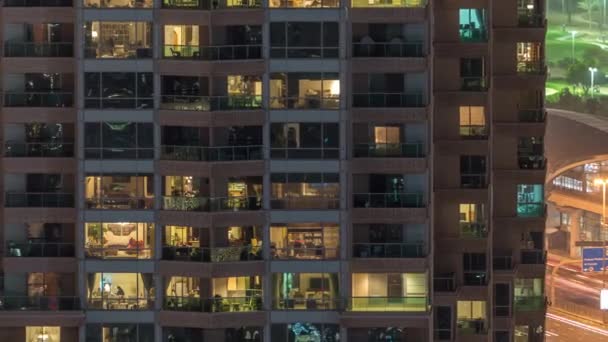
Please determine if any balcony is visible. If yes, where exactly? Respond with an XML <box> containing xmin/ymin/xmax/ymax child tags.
<box><xmin>517</xmin><ymin>61</ymin><xmax>545</xmax><ymax>75</ymax></box>
<box><xmin>160</xmin><ymin>145</ymin><xmax>263</xmax><ymax>162</ymax></box>
<box><xmin>273</xmin><ymin>297</ymin><xmax>341</xmax><ymax>311</ymax></box>
<box><xmin>162</xmin><ymin>196</ymin><xmax>261</xmax><ymax>211</ymax></box>
<box><xmin>162</xmin><ymin>0</ymin><xmax>261</xmax><ymax>9</ymax></box>
<box><xmin>160</xmin><ymin>95</ymin><xmax>262</xmax><ymax>111</ymax></box>
<box><xmin>460</xmin><ymin>77</ymin><xmax>487</xmax><ymax>92</ymax></box>
<box><xmin>348</xmin><ymin>296</ymin><xmax>427</xmax><ymax>312</ymax></box>
<box><xmin>164</xmin><ymin>296</ymin><xmax>262</xmax><ymax>312</ymax></box>
<box><xmin>353</xmin><ymin>243</ymin><xmax>425</xmax><ymax>258</ymax></box>
<box><xmin>270</xmin><ymin>196</ymin><xmax>340</xmax><ymax>210</ymax></box>
<box><xmin>460</xmin><ymin>222</ymin><xmax>487</xmax><ymax>238</ymax></box>
<box><xmin>518</xmin><ymin>155</ymin><xmax>546</xmax><ymax>170</ymax></box>
<box><xmin>353</xmin><ymin>193</ymin><xmax>424</xmax><ymax>208</ymax></box>
<box><xmin>460</xmin><ymin>174</ymin><xmax>487</xmax><ymax>189</ymax></box>
<box><xmin>353</xmin><ymin>143</ymin><xmax>425</xmax><ymax>158</ymax></box>
<box><xmin>0</xmin><ymin>296</ymin><xmax>80</xmax><ymax>310</ymax></box>
<box><xmin>352</xmin><ymin>42</ymin><xmax>424</xmax><ymax>58</ymax></box>
<box><xmin>7</xmin><ymin>241</ymin><xmax>75</xmax><ymax>257</ymax></box>
<box><xmin>162</xmin><ymin>246</ymin><xmax>262</xmax><ymax>262</ymax></box>
<box><xmin>85</xmin><ymin>197</ymin><xmax>154</xmax><ymax>210</ymax></box>
<box><xmin>5</xmin><ymin>192</ymin><xmax>74</xmax><ymax>207</ymax></box>
<box><xmin>3</xmin><ymin>92</ymin><xmax>73</xmax><ymax>107</ymax></box>
<box><xmin>352</xmin><ymin>93</ymin><xmax>424</xmax><ymax>108</ymax></box>
<box><xmin>520</xmin><ymin>249</ymin><xmax>545</xmax><ymax>264</ymax></box>
<box><xmin>165</xmin><ymin>45</ymin><xmax>262</xmax><ymax>60</ymax></box>
<box><xmin>518</xmin><ymin>109</ymin><xmax>545</xmax><ymax>123</ymax></box>
<box><xmin>3</xmin><ymin>42</ymin><xmax>73</xmax><ymax>58</ymax></box>
<box><xmin>4</xmin><ymin>142</ymin><xmax>74</xmax><ymax>158</ymax></box>
<box><xmin>434</xmin><ymin>274</ymin><xmax>456</xmax><ymax>292</ymax></box>
<box><xmin>459</xmin><ymin>28</ymin><xmax>487</xmax><ymax>43</ymax></box>
<box><xmin>273</xmin><ymin>247</ymin><xmax>338</xmax><ymax>260</ymax></box>
<box><xmin>3</xmin><ymin>0</ymin><xmax>72</xmax><ymax>5</ymax></box>
<box><xmin>85</xmin><ymin>245</ymin><xmax>153</xmax><ymax>260</ymax></box>
<box><xmin>514</xmin><ymin>295</ymin><xmax>545</xmax><ymax>312</ymax></box>
<box><xmin>463</xmin><ymin>272</ymin><xmax>487</xmax><ymax>286</ymax></box>
<box><xmin>457</xmin><ymin>319</ymin><xmax>487</xmax><ymax>335</ymax></box>
<box><xmin>518</xmin><ymin>11</ymin><xmax>545</xmax><ymax>28</ymax></box>
<box><xmin>87</xmin><ymin>297</ymin><xmax>153</xmax><ymax>310</ymax></box>
<box><xmin>351</xmin><ymin>0</ymin><xmax>426</xmax><ymax>8</ymax></box>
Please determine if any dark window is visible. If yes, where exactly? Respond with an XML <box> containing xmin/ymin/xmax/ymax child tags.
<box><xmin>85</xmin><ymin>122</ymin><xmax>154</xmax><ymax>159</ymax></box>
<box><xmin>270</xmin><ymin>22</ymin><xmax>339</xmax><ymax>58</ymax></box>
<box><xmin>270</xmin><ymin>123</ymin><xmax>339</xmax><ymax>159</ymax></box>
<box><xmin>463</xmin><ymin>253</ymin><xmax>486</xmax><ymax>285</ymax></box>
<box><xmin>494</xmin><ymin>283</ymin><xmax>510</xmax><ymax>317</ymax></box>
<box><xmin>434</xmin><ymin>306</ymin><xmax>452</xmax><ymax>340</ymax></box>
<box><xmin>84</xmin><ymin>72</ymin><xmax>153</xmax><ymax>109</ymax></box>
<box><xmin>460</xmin><ymin>155</ymin><xmax>486</xmax><ymax>188</ymax></box>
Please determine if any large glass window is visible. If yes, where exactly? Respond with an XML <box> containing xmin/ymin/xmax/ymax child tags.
<box><xmin>85</xmin><ymin>174</ymin><xmax>154</xmax><ymax>210</ymax></box>
<box><xmin>86</xmin><ymin>324</ymin><xmax>154</xmax><ymax>342</ymax></box>
<box><xmin>459</xmin><ymin>106</ymin><xmax>486</xmax><ymax>138</ymax></box>
<box><xmin>517</xmin><ymin>42</ymin><xmax>543</xmax><ymax>73</ymax></box>
<box><xmin>212</xmin><ymin>226</ymin><xmax>263</xmax><ymax>261</ymax></box>
<box><xmin>85</xmin><ymin>0</ymin><xmax>152</xmax><ymax>7</ymax></box>
<box><xmin>271</xmin><ymin>123</ymin><xmax>339</xmax><ymax>159</ymax></box>
<box><xmin>351</xmin><ymin>0</ymin><xmax>425</xmax><ymax>8</ymax></box>
<box><xmin>162</xmin><ymin>176</ymin><xmax>209</xmax><ymax>211</ymax></box>
<box><xmin>85</xmin><ymin>222</ymin><xmax>154</xmax><ymax>259</ymax></box>
<box><xmin>211</xmin><ymin>276</ymin><xmax>263</xmax><ymax>311</ymax></box>
<box><xmin>352</xmin><ymin>73</ymin><xmax>426</xmax><ymax>108</ymax></box>
<box><xmin>459</xmin><ymin>203</ymin><xmax>486</xmax><ymax>237</ymax></box>
<box><xmin>460</xmin><ymin>155</ymin><xmax>486</xmax><ymax>188</ymax></box>
<box><xmin>270</xmin><ymin>73</ymin><xmax>340</xmax><ymax>109</ymax></box>
<box><xmin>269</xmin><ymin>0</ymin><xmax>338</xmax><ymax>8</ymax></box>
<box><xmin>163</xmin><ymin>25</ymin><xmax>201</xmax><ymax>58</ymax></box>
<box><xmin>84</xmin><ymin>73</ymin><xmax>154</xmax><ymax>109</ymax></box>
<box><xmin>270</xmin><ymin>223</ymin><xmax>339</xmax><ymax>260</ymax></box>
<box><xmin>459</xmin><ymin>9</ymin><xmax>487</xmax><ymax>42</ymax></box>
<box><xmin>518</xmin><ymin>137</ymin><xmax>544</xmax><ymax>169</ymax></box>
<box><xmin>460</xmin><ymin>58</ymin><xmax>485</xmax><ymax>91</ymax></box>
<box><xmin>351</xmin><ymin>273</ymin><xmax>428</xmax><ymax>312</ymax></box>
<box><xmin>84</xmin><ymin>122</ymin><xmax>154</xmax><ymax>159</ymax></box>
<box><xmin>517</xmin><ymin>184</ymin><xmax>544</xmax><ymax>217</ymax></box>
<box><xmin>352</xmin><ymin>223</ymin><xmax>426</xmax><ymax>258</ymax></box>
<box><xmin>270</xmin><ymin>22</ymin><xmax>339</xmax><ymax>59</ymax></box>
<box><xmin>272</xmin><ymin>273</ymin><xmax>340</xmax><ymax>310</ymax></box>
<box><xmin>85</xmin><ymin>22</ymin><xmax>152</xmax><ymax>59</ymax></box>
<box><xmin>271</xmin><ymin>324</ymin><xmax>339</xmax><ymax>342</ymax></box>
<box><xmin>457</xmin><ymin>301</ymin><xmax>487</xmax><ymax>334</ymax></box>
<box><xmin>271</xmin><ymin>173</ymin><xmax>340</xmax><ymax>209</ymax></box>
<box><xmin>514</xmin><ymin>278</ymin><xmax>544</xmax><ymax>311</ymax></box>
<box><xmin>86</xmin><ymin>273</ymin><xmax>155</xmax><ymax>310</ymax></box>
<box><xmin>26</xmin><ymin>327</ymin><xmax>61</xmax><ymax>342</ymax></box>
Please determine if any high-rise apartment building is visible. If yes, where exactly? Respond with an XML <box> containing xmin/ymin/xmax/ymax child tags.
<box><xmin>0</xmin><ymin>0</ymin><xmax>546</xmax><ymax>340</ymax></box>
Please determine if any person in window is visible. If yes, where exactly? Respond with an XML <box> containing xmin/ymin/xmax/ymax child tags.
<box><xmin>116</xmin><ymin>285</ymin><xmax>125</xmax><ymax>302</ymax></box>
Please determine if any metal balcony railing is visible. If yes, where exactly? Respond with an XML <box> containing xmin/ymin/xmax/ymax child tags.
<box><xmin>4</xmin><ymin>142</ymin><xmax>74</xmax><ymax>157</ymax></box>
<box><xmin>352</xmin><ymin>42</ymin><xmax>424</xmax><ymax>58</ymax></box>
<box><xmin>5</xmin><ymin>192</ymin><xmax>74</xmax><ymax>207</ymax></box>
<box><xmin>353</xmin><ymin>192</ymin><xmax>424</xmax><ymax>208</ymax></box>
<box><xmin>3</xmin><ymin>42</ymin><xmax>73</xmax><ymax>57</ymax></box>
<box><xmin>7</xmin><ymin>241</ymin><xmax>75</xmax><ymax>257</ymax></box>
<box><xmin>353</xmin><ymin>142</ymin><xmax>425</xmax><ymax>158</ymax></box>
<box><xmin>352</xmin><ymin>243</ymin><xmax>425</xmax><ymax>258</ymax></box>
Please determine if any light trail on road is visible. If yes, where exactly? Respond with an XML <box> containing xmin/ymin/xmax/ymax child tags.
<box><xmin>547</xmin><ymin>313</ymin><xmax>608</xmax><ymax>337</ymax></box>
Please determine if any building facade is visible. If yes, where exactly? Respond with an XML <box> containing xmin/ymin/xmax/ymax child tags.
<box><xmin>0</xmin><ymin>0</ymin><xmax>546</xmax><ymax>340</ymax></box>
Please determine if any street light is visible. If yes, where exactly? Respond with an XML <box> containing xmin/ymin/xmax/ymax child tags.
<box><xmin>590</xmin><ymin>67</ymin><xmax>598</xmax><ymax>98</ymax></box>
<box><xmin>572</xmin><ymin>31</ymin><xmax>577</xmax><ymax>63</ymax></box>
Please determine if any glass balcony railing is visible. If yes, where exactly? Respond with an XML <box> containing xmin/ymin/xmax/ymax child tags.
<box><xmin>273</xmin><ymin>297</ymin><xmax>341</xmax><ymax>311</ymax></box>
<box><xmin>162</xmin><ymin>245</ymin><xmax>211</xmax><ymax>262</ymax></box>
<box><xmin>463</xmin><ymin>272</ymin><xmax>487</xmax><ymax>286</ymax></box>
<box><xmin>87</xmin><ymin>297</ymin><xmax>153</xmax><ymax>310</ymax></box>
<box><xmin>272</xmin><ymin>247</ymin><xmax>338</xmax><ymax>260</ymax></box>
<box><xmin>459</xmin><ymin>126</ymin><xmax>488</xmax><ymax>139</ymax></box>
<box><xmin>0</xmin><ymin>296</ymin><xmax>80</xmax><ymax>310</ymax></box>
<box><xmin>3</xmin><ymin>92</ymin><xmax>73</xmax><ymax>107</ymax></box>
<box><xmin>518</xmin><ymin>155</ymin><xmax>546</xmax><ymax>170</ymax></box>
<box><xmin>352</xmin><ymin>93</ymin><xmax>424</xmax><ymax>108</ymax></box>
<box><xmin>521</xmin><ymin>249</ymin><xmax>545</xmax><ymax>264</ymax></box>
<box><xmin>270</xmin><ymin>47</ymin><xmax>339</xmax><ymax>59</ymax></box>
<box><xmin>160</xmin><ymin>95</ymin><xmax>263</xmax><ymax>111</ymax></box>
<box><xmin>5</xmin><ymin>192</ymin><xmax>74</xmax><ymax>207</ymax></box>
<box><xmin>517</xmin><ymin>61</ymin><xmax>545</xmax><ymax>74</ymax></box>
<box><xmin>162</xmin><ymin>196</ymin><xmax>210</xmax><ymax>211</ymax></box>
<box><xmin>164</xmin><ymin>45</ymin><xmax>263</xmax><ymax>60</ymax></box>
<box><xmin>161</xmin><ymin>145</ymin><xmax>264</xmax><ymax>162</ymax></box>
<box><xmin>162</xmin><ymin>0</ymin><xmax>261</xmax><ymax>9</ymax></box>
<box><xmin>6</xmin><ymin>241</ymin><xmax>75</xmax><ymax>257</ymax></box>
<box><xmin>518</xmin><ymin>11</ymin><xmax>544</xmax><ymax>27</ymax></box>
<box><xmin>460</xmin><ymin>77</ymin><xmax>487</xmax><ymax>92</ymax></box>
<box><xmin>4</xmin><ymin>142</ymin><xmax>74</xmax><ymax>157</ymax></box>
<box><xmin>3</xmin><ymin>42</ymin><xmax>73</xmax><ymax>57</ymax></box>
<box><xmin>164</xmin><ymin>296</ymin><xmax>263</xmax><ymax>312</ymax></box>
<box><xmin>270</xmin><ymin>196</ymin><xmax>340</xmax><ymax>210</ymax></box>
<box><xmin>270</xmin><ymin>96</ymin><xmax>340</xmax><ymax>110</ymax></box>
<box><xmin>457</xmin><ymin>319</ymin><xmax>487</xmax><ymax>335</ymax></box>
<box><xmin>434</xmin><ymin>274</ymin><xmax>456</xmax><ymax>292</ymax></box>
<box><xmin>3</xmin><ymin>0</ymin><xmax>72</xmax><ymax>6</ymax></box>
<box><xmin>514</xmin><ymin>295</ymin><xmax>545</xmax><ymax>311</ymax></box>
<box><xmin>459</xmin><ymin>29</ymin><xmax>488</xmax><ymax>43</ymax></box>
<box><xmin>84</xmin><ymin>147</ymin><xmax>154</xmax><ymax>159</ymax></box>
<box><xmin>351</xmin><ymin>0</ymin><xmax>427</xmax><ymax>8</ymax></box>
<box><xmin>353</xmin><ymin>142</ymin><xmax>425</xmax><ymax>158</ymax></box>
<box><xmin>270</xmin><ymin>147</ymin><xmax>339</xmax><ymax>160</ymax></box>
<box><xmin>459</xmin><ymin>222</ymin><xmax>487</xmax><ymax>238</ymax></box>
<box><xmin>353</xmin><ymin>243</ymin><xmax>425</xmax><ymax>258</ymax></box>
<box><xmin>353</xmin><ymin>193</ymin><xmax>424</xmax><ymax>208</ymax></box>
<box><xmin>161</xmin><ymin>196</ymin><xmax>262</xmax><ymax>211</ymax></box>
<box><xmin>348</xmin><ymin>296</ymin><xmax>428</xmax><ymax>312</ymax></box>
<box><xmin>518</xmin><ymin>109</ymin><xmax>545</xmax><ymax>123</ymax></box>
<box><xmin>517</xmin><ymin>203</ymin><xmax>545</xmax><ymax>217</ymax></box>
<box><xmin>85</xmin><ymin>246</ymin><xmax>153</xmax><ymax>259</ymax></box>
<box><xmin>460</xmin><ymin>174</ymin><xmax>487</xmax><ymax>188</ymax></box>
<box><xmin>85</xmin><ymin>197</ymin><xmax>154</xmax><ymax>210</ymax></box>
<box><xmin>352</xmin><ymin>42</ymin><xmax>424</xmax><ymax>58</ymax></box>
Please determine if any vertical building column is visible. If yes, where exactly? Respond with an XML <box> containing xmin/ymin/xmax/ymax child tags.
<box><xmin>568</xmin><ymin>209</ymin><xmax>582</xmax><ymax>258</ymax></box>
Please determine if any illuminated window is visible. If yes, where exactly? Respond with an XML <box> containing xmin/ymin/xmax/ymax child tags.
<box><xmin>459</xmin><ymin>106</ymin><xmax>486</xmax><ymax>137</ymax></box>
<box><xmin>26</xmin><ymin>326</ymin><xmax>60</xmax><ymax>342</ymax></box>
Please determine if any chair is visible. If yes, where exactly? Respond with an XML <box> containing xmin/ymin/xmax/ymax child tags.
<box><xmin>170</xmin><ymin>48</ymin><xmax>181</xmax><ymax>58</ymax></box>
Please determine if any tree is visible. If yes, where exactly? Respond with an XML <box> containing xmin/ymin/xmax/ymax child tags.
<box><xmin>566</xmin><ymin>61</ymin><xmax>595</xmax><ymax>95</ymax></box>
<box><xmin>579</xmin><ymin>0</ymin><xmax>600</xmax><ymax>29</ymax></box>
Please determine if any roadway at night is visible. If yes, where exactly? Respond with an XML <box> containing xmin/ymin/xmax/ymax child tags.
<box><xmin>546</xmin><ymin>311</ymin><xmax>608</xmax><ymax>341</ymax></box>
